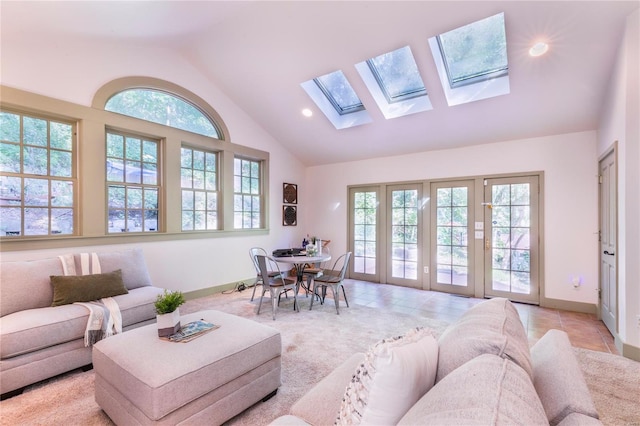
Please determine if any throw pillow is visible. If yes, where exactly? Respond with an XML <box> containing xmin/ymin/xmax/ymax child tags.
<box><xmin>50</xmin><ymin>269</ymin><xmax>128</xmax><ymax>306</ymax></box>
<box><xmin>336</xmin><ymin>327</ymin><xmax>439</xmax><ymax>425</ymax></box>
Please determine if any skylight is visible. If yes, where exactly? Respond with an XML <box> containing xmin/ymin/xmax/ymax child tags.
<box><xmin>429</xmin><ymin>12</ymin><xmax>510</xmax><ymax>106</ymax></box>
<box><xmin>366</xmin><ymin>46</ymin><xmax>427</xmax><ymax>103</ymax></box>
<box><xmin>314</xmin><ymin>71</ymin><xmax>364</xmax><ymax>115</ymax></box>
<box><xmin>437</xmin><ymin>13</ymin><xmax>508</xmax><ymax>88</ymax></box>
<box><xmin>105</xmin><ymin>89</ymin><xmax>220</xmax><ymax>138</ymax></box>
<box><xmin>356</xmin><ymin>45</ymin><xmax>432</xmax><ymax>119</ymax></box>
<box><xmin>301</xmin><ymin>70</ymin><xmax>372</xmax><ymax>129</ymax></box>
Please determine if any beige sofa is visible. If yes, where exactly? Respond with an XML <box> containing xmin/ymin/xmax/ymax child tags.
<box><xmin>0</xmin><ymin>248</ymin><xmax>165</xmax><ymax>397</ymax></box>
<box><xmin>272</xmin><ymin>298</ymin><xmax>602</xmax><ymax>426</ymax></box>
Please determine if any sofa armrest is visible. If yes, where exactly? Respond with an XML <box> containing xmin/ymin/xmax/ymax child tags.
<box><xmin>290</xmin><ymin>352</ymin><xmax>364</xmax><ymax>425</ymax></box>
<box><xmin>530</xmin><ymin>329</ymin><xmax>599</xmax><ymax>425</ymax></box>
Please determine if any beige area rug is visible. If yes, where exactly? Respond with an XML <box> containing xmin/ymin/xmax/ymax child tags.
<box><xmin>1</xmin><ymin>289</ymin><xmax>639</xmax><ymax>425</ymax></box>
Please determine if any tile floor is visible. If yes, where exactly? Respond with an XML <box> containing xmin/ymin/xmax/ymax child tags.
<box><xmin>325</xmin><ymin>279</ymin><xmax>619</xmax><ymax>355</ymax></box>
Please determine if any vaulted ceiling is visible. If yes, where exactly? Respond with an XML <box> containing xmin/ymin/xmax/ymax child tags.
<box><xmin>2</xmin><ymin>1</ymin><xmax>638</xmax><ymax>166</ymax></box>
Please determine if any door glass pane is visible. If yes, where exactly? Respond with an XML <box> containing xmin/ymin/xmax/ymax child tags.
<box><xmin>491</xmin><ymin>183</ymin><xmax>532</xmax><ymax>293</ymax></box>
<box><xmin>390</xmin><ymin>189</ymin><xmax>418</xmax><ymax>280</ymax></box>
<box><xmin>436</xmin><ymin>186</ymin><xmax>469</xmax><ymax>286</ymax></box>
<box><xmin>353</xmin><ymin>191</ymin><xmax>377</xmax><ymax>274</ymax></box>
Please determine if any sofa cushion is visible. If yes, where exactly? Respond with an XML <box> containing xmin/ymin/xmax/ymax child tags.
<box><xmin>97</xmin><ymin>249</ymin><xmax>153</xmax><ymax>290</ymax></box>
<box><xmin>337</xmin><ymin>327</ymin><xmax>438</xmax><ymax>425</ymax></box>
<box><xmin>436</xmin><ymin>297</ymin><xmax>532</xmax><ymax>382</ymax></box>
<box><xmin>0</xmin><ymin>287</ymin><xmax>165</xmax><ymax>359</ymax></box>
<box><xmin>398</xmin><ymin>354</ymin><xmax>548</xmax><ymax>425</ymax></box>
<box><xmin>50</xmin><ymin>269</ymin><xmax>128</xmax><ymax>306</ymax></box>
<box><xmin>0</xmin><ymin>257</ymin><xmax>63</xmax><ymax>316</ymax></box>
<box><xmin>290</xmin><ymin>353</ymin><xmax>365</xmax><ymax>426</ymax></box>
<box><xmin>530</xmin><ymin>329</ymin><xmax>600</xmax><ymax>425</ymax></box>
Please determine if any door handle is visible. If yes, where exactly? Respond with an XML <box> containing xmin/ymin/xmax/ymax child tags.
<box><xmin>604</xmin><ymin>250</ymin><xmax>615</xmax><ymax>256</ymax></box>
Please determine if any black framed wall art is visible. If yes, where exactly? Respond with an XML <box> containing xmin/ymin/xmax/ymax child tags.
<box><xmin>283</xmin><ymin>205</ymin><xmax>297</xmax><ymax>226</ymax></box>
<box><xmin>283</xmin><ymin>183</ymin><xmax>297</xmax><ymax>204</ymax></box>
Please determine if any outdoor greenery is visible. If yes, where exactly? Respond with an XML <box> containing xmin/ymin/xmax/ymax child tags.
<box><xmin>154</xmin><ymin>290</ymin><xmax>185</xmax><ymax>315</ymax></box>
<box><xmin>105</xmin><ymin>89</ymin><xmax>218</xmax><ymax>138</ymax></box>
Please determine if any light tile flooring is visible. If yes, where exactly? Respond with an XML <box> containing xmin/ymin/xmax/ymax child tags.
<box><xmin>323</xmin><ymin>279</ymin><xmax>619</xmax><ymax>355</ymax></box>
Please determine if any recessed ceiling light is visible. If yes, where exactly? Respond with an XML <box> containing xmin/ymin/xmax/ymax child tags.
<box><xmin>529</xmin><ymin>42</ymin><xmax>549</xmax><ymax>57</ymax></box>
<box><xmin>302</xmin><ymin>108</ymin><xmax>313</xmax><ymax>117</ymax></box>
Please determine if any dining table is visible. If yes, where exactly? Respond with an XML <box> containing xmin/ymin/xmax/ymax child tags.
<box><xmin>273</xmin><ymin>252</ymin><xmax>331</xmax><ymax>295</ymax></box>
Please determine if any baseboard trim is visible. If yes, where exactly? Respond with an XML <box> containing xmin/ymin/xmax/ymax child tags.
<box><xmin>622</xmin><ymin>342</ymin><xmax>640</xmax><ymax>362</ymax></box>
<box><xmin>183</xmin><ymin>278</ymin><xmax>257</xmax><ymax>301</ymax></box>
<box><xmin>540</xmin><ymin>297</ymin><xmax>598</xmax><ymax>315</ymax></box>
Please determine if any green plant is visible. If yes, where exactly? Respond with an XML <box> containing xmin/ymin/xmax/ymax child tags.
<box><xmin>154</xmin><ymin>290</ymin><xmax>185</xmax><ymax>314</ymax></box>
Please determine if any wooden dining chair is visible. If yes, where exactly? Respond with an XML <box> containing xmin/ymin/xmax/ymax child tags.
<box><xmin>309</xmin><ymin>252</ymin><xmax>352</xmax><ymax>314</ymax></box>
<box><xmin>256</xmin><ymin>255</ymin><xmax>299</xmax><ymax>320</ymax></box>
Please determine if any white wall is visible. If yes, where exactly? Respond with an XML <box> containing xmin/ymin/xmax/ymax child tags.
<box><xmin>598</xmin><ymin>9</ymin><xmax>640</xmax><ymax>348</ymax></box>
<box><xmin>305</xmin><ymin>131</ymin><xmax>600</xmax><ymax>305</ymax></box>
<box><xmin>0</xmin><ymin>33</ymin><xmax>307</xmax><ymax>292</ymax></box>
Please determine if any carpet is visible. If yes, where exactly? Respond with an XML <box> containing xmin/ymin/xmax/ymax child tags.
<box><xmin>1</xmin><ymin>290</ymin><xmax>638</xmax><ymax>425</ymax></box>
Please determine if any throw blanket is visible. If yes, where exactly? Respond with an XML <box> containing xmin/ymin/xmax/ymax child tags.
<box><xmin>58</xmin><ymin>253</ymin><xmax>123</xmax><ymax>346</ymax></box>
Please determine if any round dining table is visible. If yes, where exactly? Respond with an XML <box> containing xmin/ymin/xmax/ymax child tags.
<box><xmin>273</xmin><ymin>252</ymin><xmax>331</xmax><ymax>293</ymax></box>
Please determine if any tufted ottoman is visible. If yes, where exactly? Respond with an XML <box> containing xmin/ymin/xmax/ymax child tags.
<box><xmin>93</xmin><ymin>310</ymin><xmax>281</xmax><ymax>425</ymax></box>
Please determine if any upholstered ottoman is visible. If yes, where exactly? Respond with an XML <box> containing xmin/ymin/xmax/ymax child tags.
<box><xmin>93</xmin><ymin>310</ymin><xmax>281</xmax><ymax>425</ymax></box>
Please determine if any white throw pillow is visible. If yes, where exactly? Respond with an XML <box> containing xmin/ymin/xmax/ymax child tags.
<box><xmin>336</xmin><ymin>327</ymin><xmax>439</xmax><ymax>425</ymax></box>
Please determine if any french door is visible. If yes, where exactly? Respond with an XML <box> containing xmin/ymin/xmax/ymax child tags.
<box><xmin>430</xmin><ymin>180</ymin><xmax>475</xmax><ymax>296</ymax></box>
<box><xmin>350</xmin><ymin>187</ymin><xmax>380</xmax><ymax>282</ymax></box>
<box><xmin>484</xmin><ymin>176</ymin><xmax>540</xmax><ymax>304</ymax></box>
<box><xmin>386</xmin><ymin>184</ymin><xmax>421</xmax><ymax>288</ymax></box>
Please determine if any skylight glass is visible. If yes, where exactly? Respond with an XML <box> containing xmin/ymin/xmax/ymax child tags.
<box><xmin>106</xmin><ymin>89</ymin><xmax>219</xmax><ymax>138</ymax></box>
<box><xmin>436</xmin><ymin>12</ymin><xmax>508</xmax><ymax>89</ymax></box>
<box><xmin>366</xmin><ymin>46</ymin><xmax>427</xmax><ymax>103</ymax></box>
<box><xmin>314</xmin><ymin>71</ymin><xmax>364</xmax><ymax>115</ymax></box>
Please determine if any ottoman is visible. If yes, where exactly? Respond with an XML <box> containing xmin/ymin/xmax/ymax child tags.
<box><xmin>93</xmin><ymin>310</ymin><xmax>282</xmax><ymax>425</ymax></box>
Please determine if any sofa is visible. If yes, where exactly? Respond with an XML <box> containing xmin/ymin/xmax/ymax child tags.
<box><xmin>271</xmin><ymin>297</ymin><xmax>602</xmax><ymax>426</ymax></box>
<box><xmin>0</xmin><ymin>248</ymin><xmax>165</xmax><ymax>397</ymax></box>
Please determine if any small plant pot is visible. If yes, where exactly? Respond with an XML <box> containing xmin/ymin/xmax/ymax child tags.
<box><xmin>157</xmin><ymin>308</ymin><xmax>181</xmax><ymax>337</ymax></box>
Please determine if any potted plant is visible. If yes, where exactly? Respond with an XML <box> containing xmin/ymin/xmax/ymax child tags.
<box><xmin>155</xmin><ymin>290</ymin><xmax>185</xmax><ymax>337</ymax></box>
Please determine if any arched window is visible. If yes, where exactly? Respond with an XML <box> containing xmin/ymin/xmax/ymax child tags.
<box><xmin>105</xmin><ymin>88</ymin><xmax>220</xmax><ymax>138</ymax></box>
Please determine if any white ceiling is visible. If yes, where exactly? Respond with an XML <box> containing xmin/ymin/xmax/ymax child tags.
<box><xmin>2</xmin><ymin>1</ymin><xmax>638</xmax><ymax>166</ymax></box>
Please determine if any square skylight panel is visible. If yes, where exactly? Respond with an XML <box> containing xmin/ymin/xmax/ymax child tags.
<box><xmin>314</xmin><ymin>70</ymin><xmax>364</xmax><ymax>115</ymax></box>
<box><xmin>437</xmin><ymin>12</ymin><xmax>508</xmax><ymax>89</ymax></box>
<box><xmin>429</xmin><ymin>12</ymin><xmax>510</xmax><ymax>106</ymax></box>
<box><xmin>356</xmin><ymin>45</ymin><xmax>432</xmax><ymax>119</ymax></box>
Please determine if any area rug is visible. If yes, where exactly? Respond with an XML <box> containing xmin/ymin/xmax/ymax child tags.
<box><xmin>1</xmin><ymin>290</ymin><xmax>638</xmax><ymax>425</ymax></box>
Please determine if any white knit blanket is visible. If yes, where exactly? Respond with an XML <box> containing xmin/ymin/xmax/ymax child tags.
<box><xmin>58</xmin><ymin>253</ymin><xmax>122</xmax><ymax>346</ymax></box>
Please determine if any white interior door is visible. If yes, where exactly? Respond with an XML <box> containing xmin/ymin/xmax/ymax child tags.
<box><xmin>599</xmin><ymin>150</ymin><xmax>617</xmax><ymax>334</ymax></box>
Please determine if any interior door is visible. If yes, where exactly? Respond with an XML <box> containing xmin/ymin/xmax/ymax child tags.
<box><xmin>386</xmin><ymin>184</ymin><xmax>421</xmax><ymax>288</ymax></box>
<box><xmin>430</xmin><ymin>180</ymin><xmax>475</xmax><ymax>296</ymax></box>
<box><xmin>484</xmin><ymin>176</ymin><xmax>540</xmax><ymax>304</ymax></box>
<box><xmin>599</xmin><ymin>150</ymin><xmax>617</xmax><ymax>334</ymax></box>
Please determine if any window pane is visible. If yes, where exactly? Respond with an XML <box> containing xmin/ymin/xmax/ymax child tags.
<box><xmin>0</xmin><ymin>112</ymin><xmax>20</xmax><ymax>142</ymax></box>
<box><xmin>23</xmin><ymin>116</ymin><xmax>48</xmax><ymax>146</ymax></box>
<box><xmin>50</xmin><ymin>150</ymin><xmax>72</xmax><ymax>177</ymax></box>
<box><xmin>50</xmin><ymin>122</ymin><xmax>73</xmax><ymax>150</ymax></box>
<box><xmin>0</xmin><ymin>143</ymin><xmax>20</xmax><ymax>173</ymax></box>
<box><xmin>233</xmin><ymin>157</ymin><xmax>261</xmax><ymax>229</ymax></box>
<box><xmin>24</xmin><ymin>146</ymin><xmax>48</xmax><ymax>175</ymax></box>
<box><xmin>105</xmin><ymin>89</ymin><xmax>219</xmax><ymax>138</ymax></box>
<box><xmin>106</xmin><ymin>131</ymin><xmax>159</xmax><ymax>234</ymax></box>
<box><xmin>437</xmin><ymin>13</ymin><xmax>508</xmax><ymax>88</ymax></box>
<box><xmin>181</xmin><ymin>146</ymin><xmax>219</xmax><ymax>231</ymax></box>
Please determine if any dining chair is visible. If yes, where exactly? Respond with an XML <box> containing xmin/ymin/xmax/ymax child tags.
<box><xmin>249</xmin><ymin>247</ymin><xmax>281</xmax><ymax>301</ymax></box>
<box><xmin>302</xmin><ymin>246</ymin><xmax>331</xmax><ymax>297</ymax></box>
<box><xmin>256</xmin><ymin>255</ymin><xmax>299</xmax><ymax>320</ymax></box>
<box><xmin>309</xmin><ymin>252</ymin><xmax>352</xmax><ymax>314</ymax></box>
